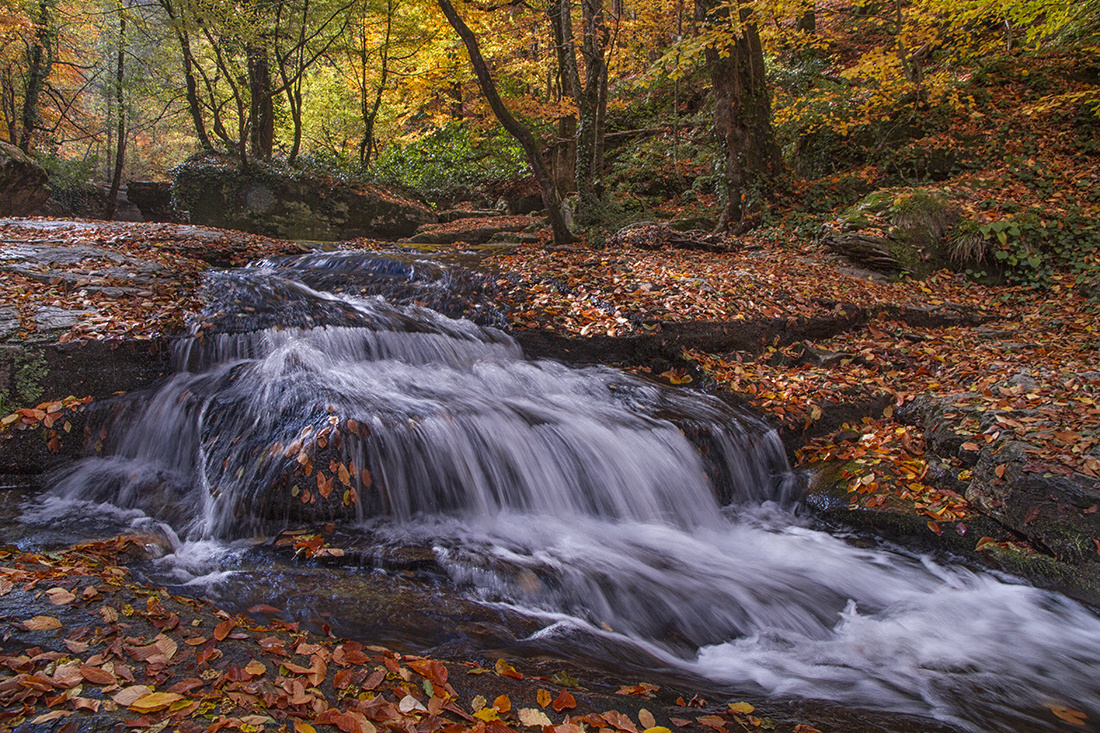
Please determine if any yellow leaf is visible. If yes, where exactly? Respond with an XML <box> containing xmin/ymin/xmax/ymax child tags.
<box><xmin>294</xmin><ymin>723</ymin><xmax>318</xmax><ymax>733</ymax></box>
<box><xmin>473</xmin><ymin>708</ymin><xmax>500</xmax><ymax>722</ymax></box>
<box><xmin>728</xmin><ymin>702</ymin><xmax>754</xmax><ymax>715</ymax></box>
<box><xmin>644</xmin><ymin>729</ymin><xmax>672</xmax><ymax>733</ymax></box>
<box><xmin>537</xmin><ymin>689</ymin><xmax>552</xmax><ymax>708</ymax></box>
<box><xmin>130</xmin><ymin>691</ymin><xmax>184</xmax><ymax>714</ymax></box>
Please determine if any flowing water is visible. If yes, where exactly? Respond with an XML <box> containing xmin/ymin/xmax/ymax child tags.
<box><xmin>20</xmin><ymin>251</ymin><xmax>1100</xmax><ymax>732</ymax></box>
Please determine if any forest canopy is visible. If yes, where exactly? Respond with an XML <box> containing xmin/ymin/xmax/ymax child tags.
<box><xmin>0</xmin><ymin>0</ymin><xmax>1096</xmax><ymax>232</ymax></box>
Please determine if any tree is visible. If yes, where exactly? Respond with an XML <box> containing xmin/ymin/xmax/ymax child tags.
<box><xmin>18</xmin><ymin>0</ymin><xmax>56</xmax><ymax>151</ymax></box>
<box><xmin>550</xmin><ymin>0</ymin><xmax>617</xmax><ymax>226</ymax></box>
<box><xmin>695</xmin><ymin>0</ymin><xmax>782</xmax><ymax>229</ymax></box>
<box><xmin>436</xmin><ymin>0</ymin><xmax>574</xmax><ymax>246</ymax></box>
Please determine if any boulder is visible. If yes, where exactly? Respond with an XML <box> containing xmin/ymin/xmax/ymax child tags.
<box><xmin>0</xmin><ymin>142</ymin><xmax>50</xmax><ymax>216</ymax></box>
<box><xmin>173</xmin><ymin>157</ymin><xmax>436</xmax><ymax>241</ymax></box>
<box><xmin>127</xmin><ymin>180</ymin><xmax>179</xmax><ymax>222</ymax></box>
<box><xmin>407</xmin><ymin>215</ymin><xmax>539</xmax><ymax>245</ymax></box>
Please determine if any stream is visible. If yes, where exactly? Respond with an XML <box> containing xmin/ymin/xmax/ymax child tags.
<box><xmin>12</xmin><ymin>250</ymin><xmax>1100</xmax><ymax>732</ymax></box>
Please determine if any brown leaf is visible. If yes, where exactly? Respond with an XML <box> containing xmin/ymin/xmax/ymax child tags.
<box><xmin>79</xmin><ymin>666</ymin><xmax>116</xmax><ymax>685</ymax></box>
<box><xmin>112</xmin><ymin>685</ymin><xmax>154</xmax><ymax>706</ymax></box>
<box><xmin>603</xmin><ymin>709</ymin><xmax>640</xmax><ymax>733</ymax></box>
<box><xmin>23</xmin><ymin>615</ymin><xmax>62</xmax><ymax>631</ymax></box>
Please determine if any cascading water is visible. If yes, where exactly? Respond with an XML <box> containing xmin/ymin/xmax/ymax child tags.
<box><xmin>28</xmin><ymin>251</ymin><xmax>1100</xmax><ymax>732</ymax></box>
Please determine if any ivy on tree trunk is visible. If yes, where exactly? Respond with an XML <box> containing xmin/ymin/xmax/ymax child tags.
<box><xmin>695</xmin><ymin>0</ymin><xmax>782</xmax><ymax>230</ymax></box>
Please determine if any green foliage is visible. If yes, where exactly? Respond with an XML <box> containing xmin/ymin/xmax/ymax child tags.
<box><xmin>371</xmin><ymin>123</ymin><xmax>528</xmax><ymax>204</ymax></box>
<box><xmin>38</xmin><ymin>153</ymin><xmax>99</xmax><ymax>190</ymax></box>
<box><xmin>7</xmin><ymin>348</ymin><xmax>48</xmax><ymax>410</ymax></box>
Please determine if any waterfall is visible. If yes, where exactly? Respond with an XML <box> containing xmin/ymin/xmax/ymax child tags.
<box><xmin>31</xmin><ymin>250</ymin><xmax>1100</xmax><ymax>733</ymax></box>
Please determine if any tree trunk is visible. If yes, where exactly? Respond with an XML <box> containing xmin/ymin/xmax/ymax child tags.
<box><xmin>437</xmin><ymin>0</ymin><xmax>574</xmax><ymax>246</ymax></box>
<box><xmin>247</xmin><ymin>44</ymin><xmax>275</xmax><ymax>160</ymax></box>
<box><xmin>19</xmin><ymin>0</ymin><xmax>56</xmax><ymax>153</ymax></box>
<box><xmin>695</xmin><ymin>0</ymin><xmax>782</xmax><ymax>229</ymax></box>
<box><xmin>105</xmin><ymin>9</ymin><xmax>126</xmax><ymax>221</ymax></box>
<box><xmin>551</xmin><ymin>0</ymin><xmax>608</xmax><ymax>227</ymax></box>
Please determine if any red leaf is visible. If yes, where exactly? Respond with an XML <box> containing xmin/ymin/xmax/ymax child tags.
<box><xmin>552</xmin><ymin>690</ymin><xmax>576</xmax><ymax>712</ymax></box>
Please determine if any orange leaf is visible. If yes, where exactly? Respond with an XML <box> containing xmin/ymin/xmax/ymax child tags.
<box><xmin>537</xmin><ymin>689</ymin><xmax>552</xmax><ymax>708</ymax></box>
<box><xmin>214</xmin><ymin>618</ymin><xmax>235</xmax><ymax>641</ymax></box>
<box><xmin>994</xmin><ymin>464</ymin><xmax>1006</xmax><ymax>478</ymax></box>
<box><xmin>927</xmin><ymin>521</ymin><xmax>943</xmax><ymax>535</ymax></box>
<box><xmin>1046</xmin><ymin>703</ymin><xmax>1087</xmax><ymax>726</ymax></box>
<box><xmin>960</xmin><ymin>442</ymin><xmax>980</xmax><ymax>452</ymax></box>
<box><xmin>408</xmin><ymin>659</ymin><xmax>449</xmax><ymax>688</ymax></box>
<box><xmin>552</xmin><ymin>690</ymin><xmax>577</xmax><ymax>712</ymax></box>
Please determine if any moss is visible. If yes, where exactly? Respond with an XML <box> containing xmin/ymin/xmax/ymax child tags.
<box><xmin>13</xmin><ymin>349</ymin><xmax>46</xmax><ymax>406</ymax></box>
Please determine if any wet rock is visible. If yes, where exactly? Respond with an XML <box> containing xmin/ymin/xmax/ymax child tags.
<box><xmin>0</xmin><ymin>141</ymin><xmax>50</xmax><ymax>216</ymax></box>
<box><xmin>174</xmin><ymin>156</ymin><xmax>435</xmax><ymax>240</ymax></box>
<box><xmin>968</xmin><ymin>440</ymin><xmax>1100</xmax><ymax>563</ymax></box>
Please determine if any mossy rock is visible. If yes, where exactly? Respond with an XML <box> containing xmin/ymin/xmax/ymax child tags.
<box><xmin>173</xmin><ymin>156</ymin><xmax>436</xmax><ymax>241</ymax></box>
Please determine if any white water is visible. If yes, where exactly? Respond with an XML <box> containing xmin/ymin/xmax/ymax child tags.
<box><xmin>32</xmin><ymin>252</ymin><xmax>1100</xmax><ymax>732</ymax></box>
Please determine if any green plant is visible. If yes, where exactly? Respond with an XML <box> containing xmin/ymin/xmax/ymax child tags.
<box><xmin>372</xmin><ymin>123</ymin><xmax>529</xmax><ymax>204</ymax></box>
<box><xmin>947</xmin><ymin>218</ymin><xmax>990</xmax><ymax>267</ymax></box>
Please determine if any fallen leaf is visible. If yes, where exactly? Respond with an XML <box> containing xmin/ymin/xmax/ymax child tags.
<box><xmin>696</xmin><ymin>715</ymin><xmax>727</xmax><ymax>731</ymax></box>
<box><xmin>518</xmin><ymin>708</ymin><xmax>553</xmax><ymax>727</ymax></box>
<box><xmin>45</xmin><ymin>587</ymin><xmax>77</xmax><ymax>605</ymax></box>
<box><xmin>129</xmin><ymin>691</ymin><xmax>184</xmax><ymax>714</ymax></box>
<box><xmin>23</xmin><ymin>615</ymin><xmax>62</xmax><ymax>630</ymax></box>
<box><xmin>494</xmin><ymin>694</ymin><xmax>512</xmax><ymax>713</ymax></box>
<box><xmin>639</xmin><ymin>710</ymin><xmax>656</xmax><ymax>729</ymax></box>
<box><xmin>112</xmin><ymin>685</ymin><xmax>154</xmax><ymax>706</ymax></box>
<box><xmin>214</xmin><ymin>618</ymin><xmax>235</xmax><ymax>641</ymax></box>
<box><xmin>495</xmin><ymin>658</ymin><xmax>523</xmax><ymax>679</ymax></box>
<box><xmin>553</xmin><ymin>690</ymin><xmax>577</xmax><ymax>712</ymax></box>
<box><xmin>1046</xmin><ymin>703</ymin><xmax>1088</xmax><ymax>726</ymax></box>
<box><xmin>537</xmin><ymin>689</ymin><xmax>552</xmax><ymax>708</ymax></box>
<box><xmin>728</xmin><ymin>702</ymin><xmax>754</xmax><ymax>715</ymax></box>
